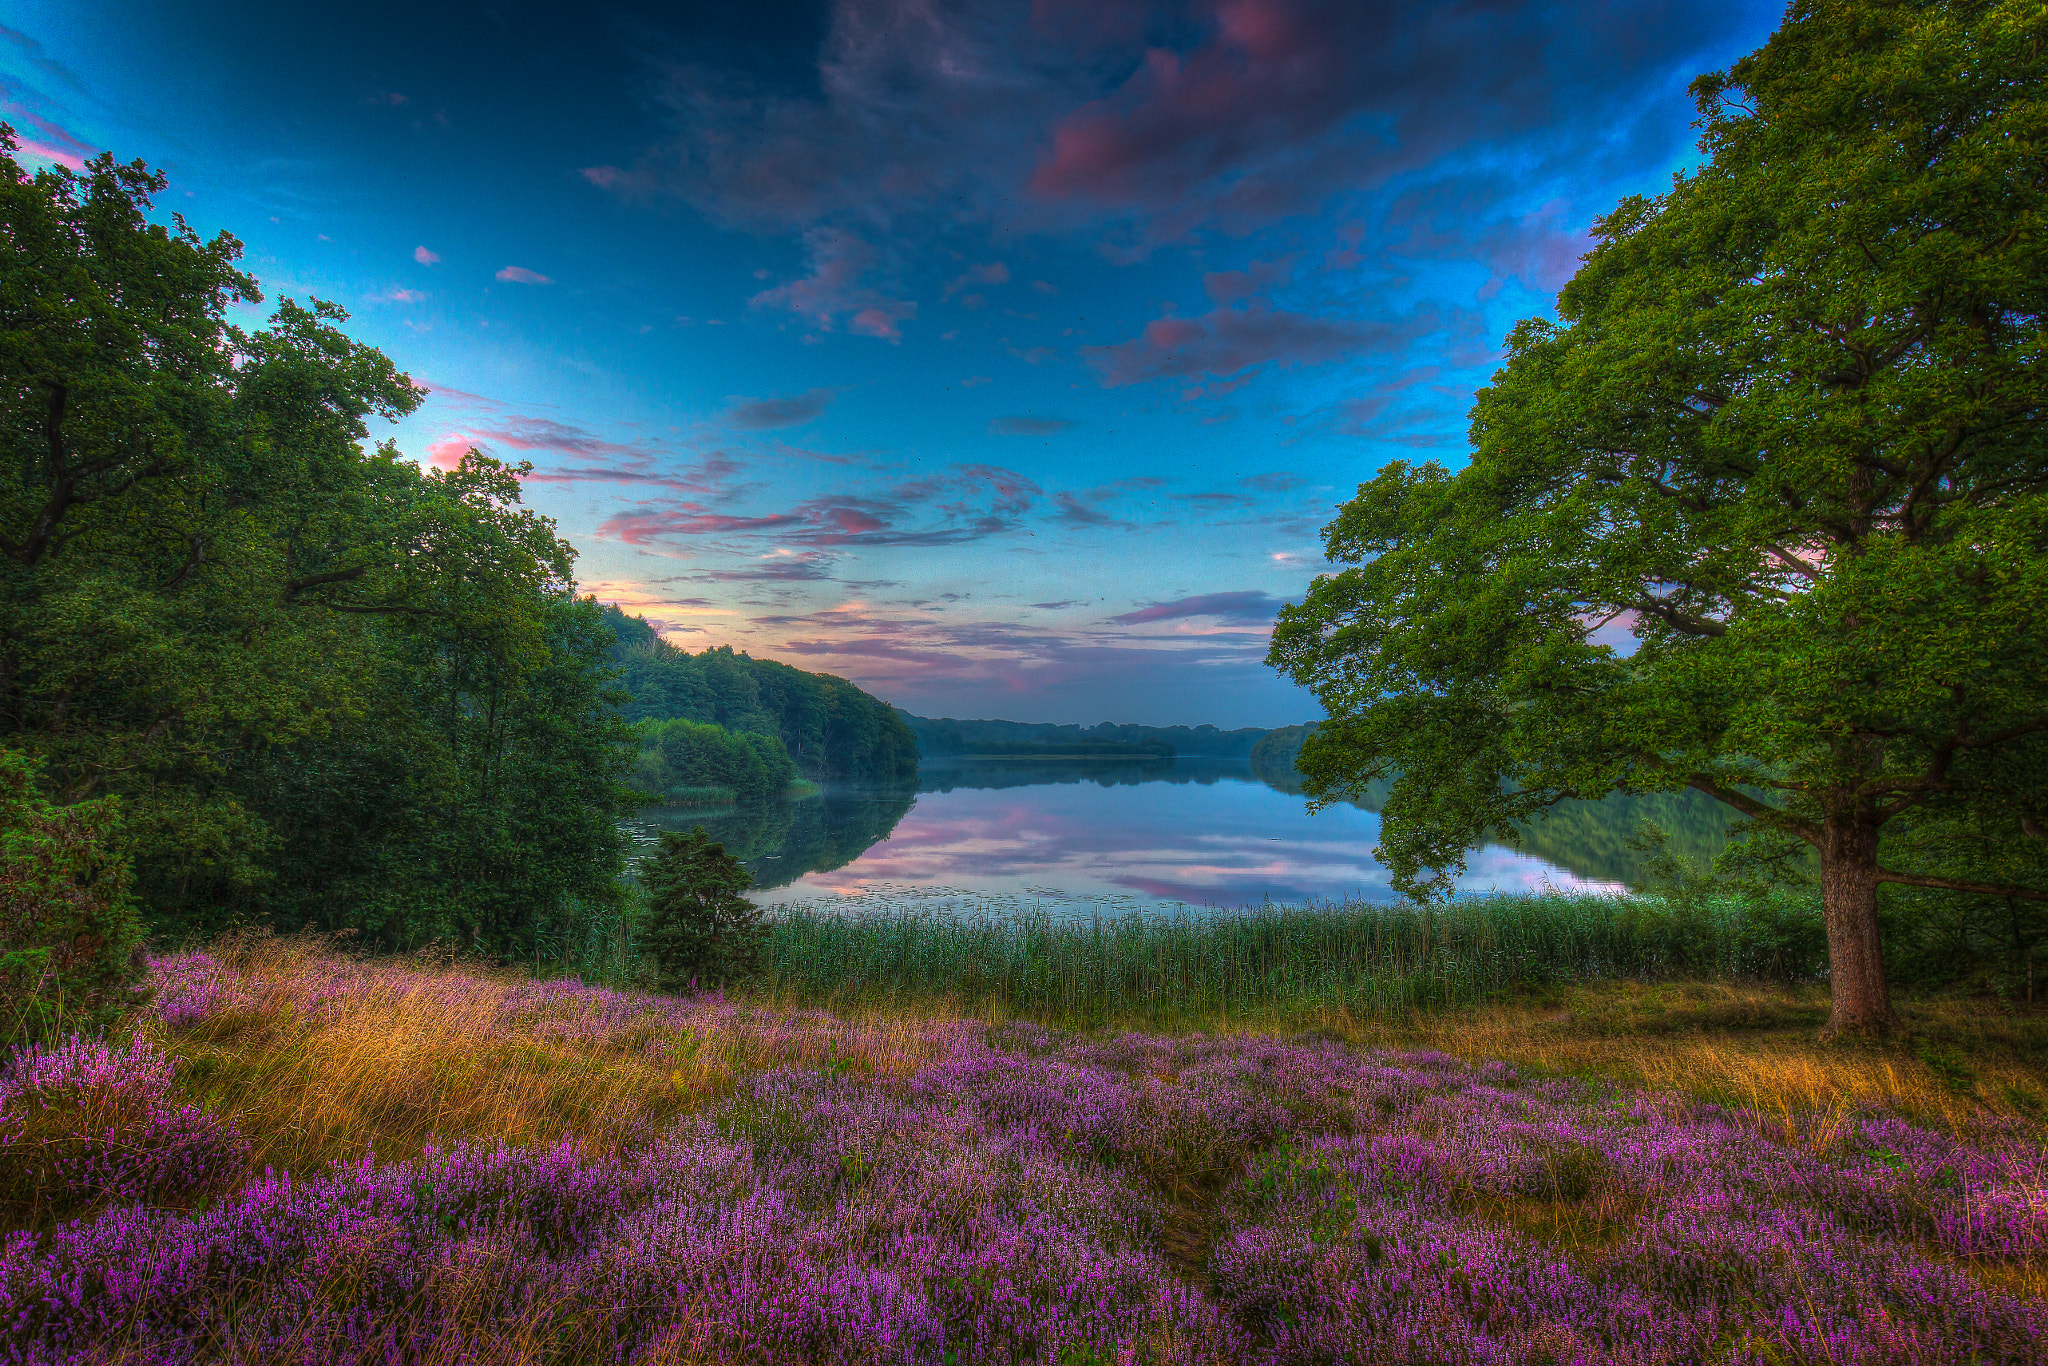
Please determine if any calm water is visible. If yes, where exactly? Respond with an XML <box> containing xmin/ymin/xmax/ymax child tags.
<box><xmin>635</xmin><ymin>758</ymin><xmax>1731</xmax><ymax>910</ymax></box>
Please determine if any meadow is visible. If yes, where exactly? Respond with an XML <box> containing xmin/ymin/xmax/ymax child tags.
<box><xmin>2</xmin><ymin>921</ymin><xmax>2045</xmax><ymax>1365</ymax></box>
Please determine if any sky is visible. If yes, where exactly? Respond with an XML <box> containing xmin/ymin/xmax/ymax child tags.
<box><xmin>6</xmin><ymin>0</ymin><xmax>1782</xmax><ymax>727</ymax></box>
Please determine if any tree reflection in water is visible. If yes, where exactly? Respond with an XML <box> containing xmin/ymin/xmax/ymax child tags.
<box><xmin>640</xmin><ymin>786</ymin><xmax>918</xmax><ymax>890</ymax></box>
<box><xmin>636</xmin><ymin>757</ymin><xmax>1745</xmax><ymax>898</ymax></box>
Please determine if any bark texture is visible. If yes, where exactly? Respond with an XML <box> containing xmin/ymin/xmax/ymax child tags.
<box><xmin>1819</xmin><ymin>815</ymin><xmax>1892</xmax><ymax>1035</ymax></box>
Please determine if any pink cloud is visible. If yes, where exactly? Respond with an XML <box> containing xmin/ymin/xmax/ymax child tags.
<box><xmin>1083</xmin><ymin>303</ymin><xmax>1430</xmax><ymax>388</ymax></box>
<box><xmin>425</xmin><ymin>436</ymin><xmax>474</xmax><ymax>470</ymax></box>
<box><xmin>495</xmin><ymin>266</ymin><xmax>552</xmax><ymax>284</ymax></box>
<box><xmin>594</xmin><ymin>465</ymin><xmax>1041</xmax><ymax>551</ymax></box>
<box><xmin>13</xmin><ymin>138</ymin><xmax>84</xmax><ymax>170</ymax></box>
<box><xmin>1201</xmin><ymin>255</ymin><xmax>1294</xmax><ymax>305</ymax></box>
<box><xmin>849</xmin><ymin>305</ymin><xmax>912</xmax><ymax>342</ymax></box>
<box><xmin>423</xmin><ymin>412</ymin><xmax>740</xmax><ymax>495</ymax></box>
<box><xmin>751</xmin><ymin>228</ymin><xmax>916</xmax><ymax>340</ymax></box>
<box><xmin>1029</xmin><ymin>0</ymin><xmax>1370</xmax><ymax>210</ymax></box>
<box><xmin>413</xmin><ymin>245</ymin><xmax>440</xmax><ymax>266</ymax></box>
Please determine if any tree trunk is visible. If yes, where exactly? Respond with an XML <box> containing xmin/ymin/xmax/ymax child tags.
<box><xmin>1819</xmin><ymin>815</ymin><xmax>1892</xmax><ymax>1036</ymax></box>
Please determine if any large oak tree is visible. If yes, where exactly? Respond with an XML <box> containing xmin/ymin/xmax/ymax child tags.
<box><xmin>1268</xmin><ymin>0</ymin><xmax>2047</xmax><ymax>1033</ymax></box>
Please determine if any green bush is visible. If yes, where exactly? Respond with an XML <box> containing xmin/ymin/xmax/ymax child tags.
<box><xmin>0</xmin><ymin>751</ymin><xmax>147</xmax><ymax>1043</ymax></box>
<box><xmin>638</xmin><ymin>827</ymin><xmax>765</xmax><ymax>989</ymax></box>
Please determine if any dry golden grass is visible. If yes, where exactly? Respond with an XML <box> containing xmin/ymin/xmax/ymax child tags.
<box><xmin>147</xmin><ymin>935</ymin><xmax>967</xmax><ymax>1176</ymax></box>
<box><xmin>146</xmin><ymin>938</ymin><xmax>2046</xmax><ymax>1186</ymax></box>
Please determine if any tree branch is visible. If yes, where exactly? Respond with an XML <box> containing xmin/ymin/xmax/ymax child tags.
<box><xmin>1875</xmin><ymin>868</ymin><xmax>2048</xmax><ymax>901</ymax></box>
<box><xmin>283</xmin><ymin>565</ymin><xmax>371</xmax><ymax>598</ymax></box>
<box><xmin>1630</xmin><ymin>597</ymin><xmax>1727</xmax><ymax>638</ymax></box>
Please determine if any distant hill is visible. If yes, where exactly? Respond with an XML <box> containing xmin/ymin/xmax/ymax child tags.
<box><xmin>898</xmin><ymin>713</ymin><xmax>1272</xmax><ymax>761</ymax></box>
<box><xmin>604</xmin><ymin>608</ymin><xmax>918</xmax><ymax>783</ymax></box>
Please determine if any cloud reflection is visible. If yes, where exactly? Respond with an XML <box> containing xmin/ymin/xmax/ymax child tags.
<box><xmin>753</xmin><ymin>766</ymin><xmax>1620</xmax><ymax>909</ymax></box>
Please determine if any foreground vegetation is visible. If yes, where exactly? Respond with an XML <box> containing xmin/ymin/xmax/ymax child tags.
<box><xmin>0</xmin><ymin>937</ymin><xmax>2041</xmax><ymax>1363</ymax></box>
<box><xmin>757</xmin><ymin>889</ymin><xmax>2047</xmax><ymax>1028</ymax></box>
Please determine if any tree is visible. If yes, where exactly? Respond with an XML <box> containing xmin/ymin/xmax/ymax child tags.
<box><xmin>0</xmin><ymin>751</ymin><xmax>145</xmax><ymax>1042</ymax></box>
<box><xmin>637</xmin><ymin>827</ymin><xmax>765</xmax><ymax>989</ymax></box>
<box><xmin>1268</xmin><ymin>0</ymin><xmax>2047</xmax><ymax>1035</ymax></box>
<box><xmin>0</xmin><ymin>131</ymin><xmax>637</xmax><ymax>950</ymax></box>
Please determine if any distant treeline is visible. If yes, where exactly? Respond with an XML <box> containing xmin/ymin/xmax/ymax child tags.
<box><xmin>942</xmin><ymin>740</ymin><xmax>1174</xmax><ymax>760</ymax></box>
<box><xmin>901</xmin><ymin>714</ymin><xmax>1266</xmax><ymax>760</ymax></box>
<box><xmin>606</xmin><ymin>609</ymin><xmax>918</xmax><ymax>784</ymax></box>
<box><xmin>630</xmin><ymin>718</ymin><xmax>801</xmax><ymax>807</ymax></box>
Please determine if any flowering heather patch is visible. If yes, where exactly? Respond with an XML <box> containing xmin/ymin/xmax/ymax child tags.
<box><xmin>0</xmin><ymin>1035</ymin><xmax>248</xmax><ymax>1218</ymax></box>
<box><xmin>0</xmin><ymin>954</ymin><xmax>2039</xmax><ymax>1363</ymax></box>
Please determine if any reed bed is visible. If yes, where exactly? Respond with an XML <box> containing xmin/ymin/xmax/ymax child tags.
<box><xmin>761</xmin><ymin>891</ymin><xmax>1826</xmax><ymax>1024</ymax></box>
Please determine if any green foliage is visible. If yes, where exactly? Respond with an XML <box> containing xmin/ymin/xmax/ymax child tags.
<box><xmin>0</xmin><ymin>751</ymin><xmax>146</xmax><ymax>1042</ymax></box>
<box><xmin>1268</xmin><ymin>2</ymin><xmax>2048</xmax><ymax>1023</ymax></box>
<box><xmin>762</xmin><ymin>893</ymin><xmax>1831</xmax><ymax>1024</ymax></box>
<box><xmin>0</xmin><ymin>133</ymin><xmax>637</xmax><ymax>953</ymax></box>
<box><xmin>904</xmin><ymin>713</ymin><xmax>1261</xmax><ymax>759</ymax></box>
<box><xmin>631</xmin><ymin>717</ymin><xmax>800</xmax><ymax>806</ymax></box>
<box><xmin>638</xmin><ymin>827</ymin><xmax>765</xmax><ymax>989</ymax></box>
<box><xmin>655</xmin><ymin>783</ymin><xmax>916</xmax><ymax>891</ymax></box>
<box><xmin>605</xmin><ymin>609</ymin><xmax>917</xmax><ymax>784</ymax></box>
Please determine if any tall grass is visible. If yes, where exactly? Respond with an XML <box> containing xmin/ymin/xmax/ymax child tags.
<box><xmin>761</xmin><ymin>891</ymin><xmax>1828</xmax><ymax>1023</ymax></box>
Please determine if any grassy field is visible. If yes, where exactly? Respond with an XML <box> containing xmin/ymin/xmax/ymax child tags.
<box><xmin>1</xmin><ymin>931</ymin><xmax>2043</xmax><ymax>1362</ymax></box>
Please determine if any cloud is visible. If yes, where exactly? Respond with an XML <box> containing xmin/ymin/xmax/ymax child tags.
<box><xmin>365</xmin><ymin>90</ymin><xmax>409</xmax><ymax>107</ymax></box>
<box><xmin>596</xmin><ymin>464</ymin><xmax>1040</xmax><ymax>551</ymax></box>
<box><xmin>1084</xmin><ymin>303</ymin><xmax>1449</xmax><ymax>388</ymax></box>
<box><xmin>413</xmin><ymin>245</ymin><xmax>440</xmax><ymax>266</ymax></box>
<box><xmin>426</xmin><ymin>411</ymin><xmax>739</xmax><ymax>493</ymax></box>
<box><xmin>495</xmin><ymin>266</ymin><xmax>553</xmax><ymax>284</ymax></box>
<box><xmin>1109</xmin><ymin>591</ymin><xmax>1282</xmax><ymax>626</ymax></box>
<box><xmin>988</xmin><ymin>415</ymin><xmax>1077</xmax><ymax>436</ymax></box>
<box><xmin>725</xmin><ymin>388</ymin><xmax>837</xmax><ymax>430</ymax></box>
<box><xmin>750</xmin><ymin>227</ymin><xmax>916</xmax><ymax>340</ymax></box>
<box><xmin>1241</xmin><ymin>471</ymin><xmax>1305</xmax><ymax>492</ymax></box>
<box><xmin>849</xmin><ymin>305</ymin><xmax>913</xmax><ymax>342</ymax></box>
<box><xmin>585</xmin><ymin>0</ymin><xmax>1738</xmax><ymax>268</ymax></box>
<box><xmin>370</xmin><ymin>287</ymin><xmax>428</xmax><ymax>304</ymax></box>
<box><xmin>945</xmin><ymin>261</ymin><xmax>1009</xmax><ymax>297</ymax></box>
<box><xmin>1052</xmin><ymin>492</ymin><xmax>1119</xmax><ymax>528</ymax></box>
<box><xmin>1201</xmin><ymin>256</ymin><xmax>1295</xmax><ymax>305</ymax></box>
<box><xmin>1031</xmin><ymin>600</ymin><xmax>1082</xmax><ymax>610</ymax></box>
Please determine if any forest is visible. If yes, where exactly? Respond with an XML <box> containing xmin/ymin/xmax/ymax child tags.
<box><xmin>0</xmin><ymin>141</ymin><xmax>911</xmax><ymax>982</ymax></box>
<box><xmin>606</xmin><ymin>608</ymin><xmax>918</xmax><ymax>786</ymax></box>
<box><xmin>902</xmin><ymin>713</ymin><xmax>1267</xmax><ymax>760</ymax></box>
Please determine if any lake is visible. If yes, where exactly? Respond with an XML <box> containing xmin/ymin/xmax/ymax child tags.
<box><xmin>634</xmin><ymin>758</ymin><xmax>1736</xmax><ymax>910</ymax></box>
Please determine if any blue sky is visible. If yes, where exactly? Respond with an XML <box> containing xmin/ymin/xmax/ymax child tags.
<box><xmin>6</xmin><ymin>0</ymin><xmax>1781</xmax><ymax>726</ymax></box>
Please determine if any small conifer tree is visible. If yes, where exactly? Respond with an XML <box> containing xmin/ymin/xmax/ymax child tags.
<box><xmin>1</xmin><ymin>751</ymin><xmax>147</xmax><ymax>1043</ymax></box>
<box><xmin>637</xmin><ymin>827</ymin><xmax>764</xmax><ymax>990</ymax></box>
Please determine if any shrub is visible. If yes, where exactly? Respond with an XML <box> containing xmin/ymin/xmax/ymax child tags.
<box><xmin>638</xmin><ymin>826</ymin><xmax>764</xmax><ymax>989</ymax></box>
<box><xmin>0</xmin><ymin>750</ymin><xmax>147</xmax><ymax>1043</ymax></box>
<box><xmin>0</xmin><ymin>1035</ymin><xmax>247</xmax><ymax>1218</ymax></box>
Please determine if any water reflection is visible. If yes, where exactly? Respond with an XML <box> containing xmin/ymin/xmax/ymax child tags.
<box><xmin>638</xmin><ymin>785</ymin><xmax>916</xmax><ymax>890</ymax></box>
<box><xmin>631</xmin><ymin>758</ymin><xmax>1734</xmax><ymax>908</ymax></box>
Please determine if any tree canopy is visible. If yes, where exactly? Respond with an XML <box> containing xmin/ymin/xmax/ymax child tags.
<box><xmin>0</xmin><ymin>131</ymin><xmax>637</xmax><ymax>953</ymax></box>
<box><xmin>1268</xmin><ymin>0</ymin><xmax>2047</xmax><ymax>1033</ymax></box>
<box><xmin>605</xmin><ymin>608</ymin><xmax>917</xmax><ymax>784</ymax></box>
